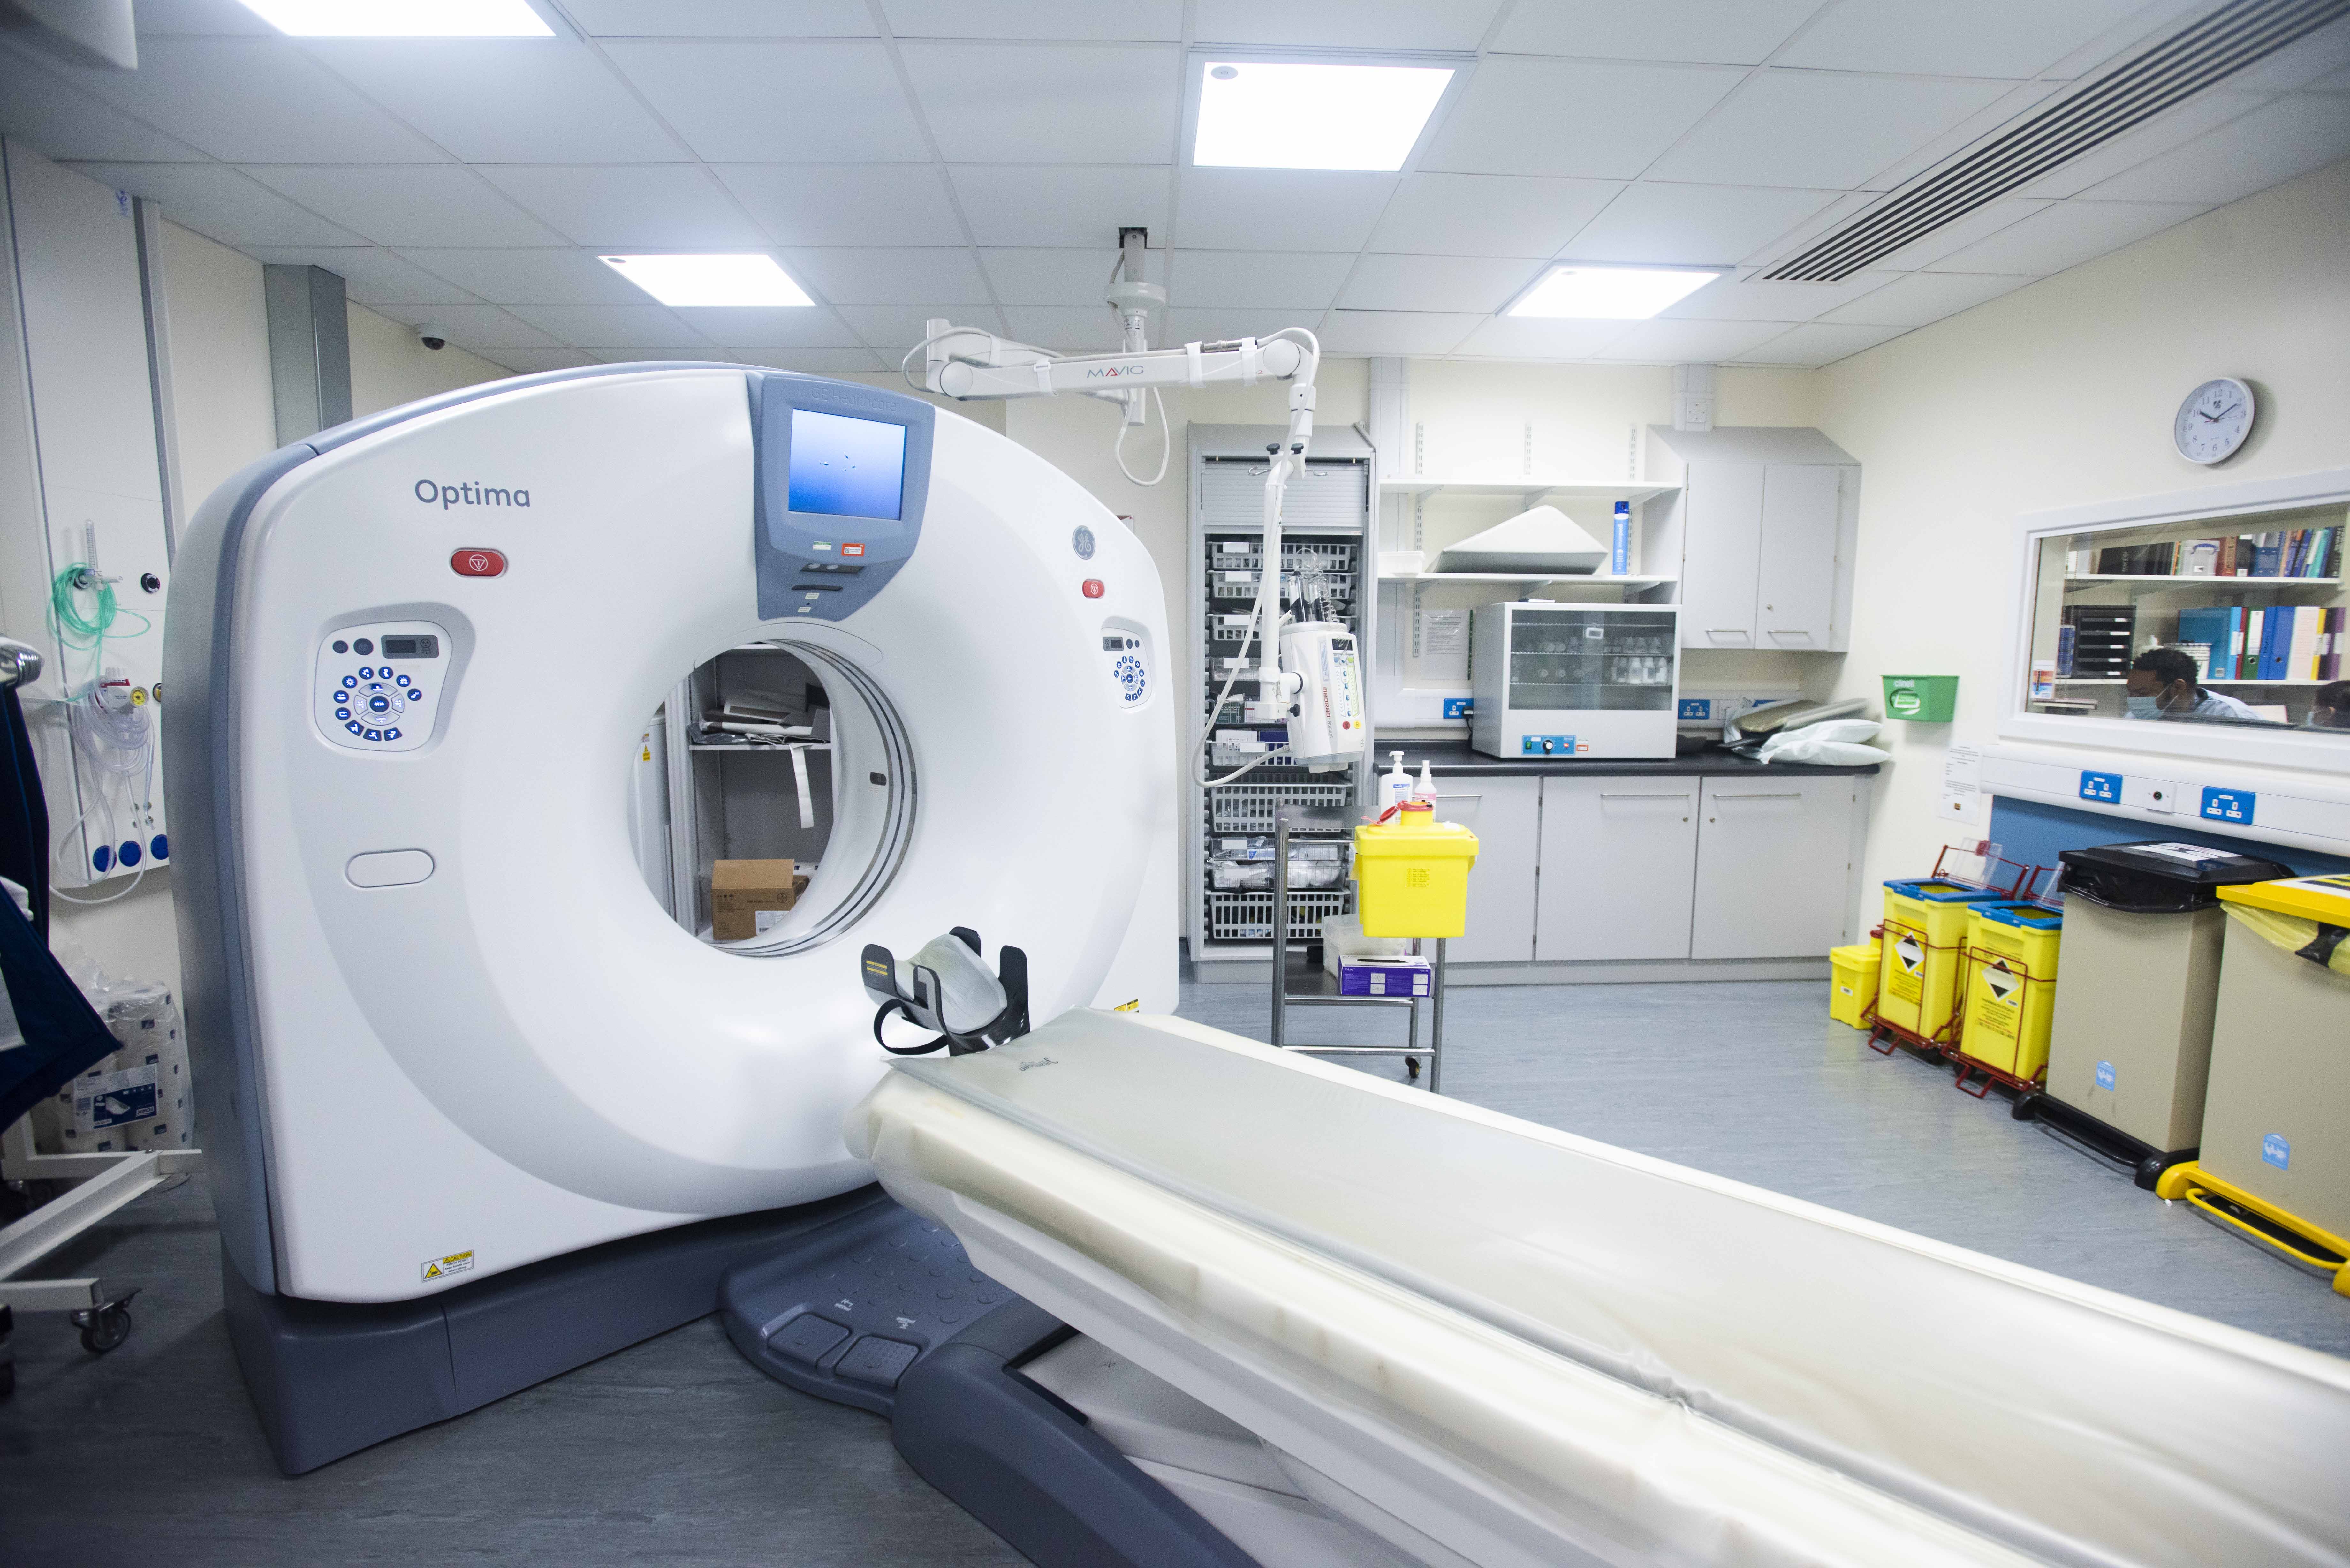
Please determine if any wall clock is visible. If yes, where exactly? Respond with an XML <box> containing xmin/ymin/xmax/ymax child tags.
<box><xmin>2173</xmin><ymin>377</ymin><xmax>2255</xmax><ymax>465</ymax></box>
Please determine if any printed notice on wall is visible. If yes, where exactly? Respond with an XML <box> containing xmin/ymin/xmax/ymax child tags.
<box><xmin>1419</xmin><ymin>607</ymin><xmax>1469</xmax><ymax>680</ymax></box>
<box><xmin>1939</xmin><ymin>744</ymin><xmax>1983</xmax><ymax>825</ymax></box>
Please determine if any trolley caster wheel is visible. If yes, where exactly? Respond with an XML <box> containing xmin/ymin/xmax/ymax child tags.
<box><xmin>1404</xmin><ymin>1056</ymin><xmax>1421</xmax><ymax>1082</ymax></box>
<box><xmin>2134</xmin><ymin>1155</ymin><xmax>2174</xmax><ymax>1192</ymax></box>
<box><xmin>71</xmin><ymin>1290</ymin><xmax>138</xmax><ymax>1356</ymax></box>
<box><xmin>2012</xmin><ymin>1090</ymin><xmax>2041</xmax><ymax>1122</ymax></box>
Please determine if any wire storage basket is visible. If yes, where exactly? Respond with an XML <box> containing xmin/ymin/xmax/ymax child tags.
<box><xmin>1206</xmin><ymin>888</ymin><xmax>1353</xmax><ymax>943</ymax></box>
<box><xmin>1209</xmin><ymin>781</ymin><xmax>1353</xmax><ymax>833</ymax></box>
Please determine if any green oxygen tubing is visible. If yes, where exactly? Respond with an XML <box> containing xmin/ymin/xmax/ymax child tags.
<box><xmin>46</xmin><ymin>560</ymin><xmax>157</xmax><ymax>904</ymax></box>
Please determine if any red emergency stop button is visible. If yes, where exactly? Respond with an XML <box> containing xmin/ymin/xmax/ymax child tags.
<box><xmin>451</xmin><ymin>547</ymin><xmax>507</xmax><ymax>577</ymax></box>
<box><xmin>1081</xmin><ymin>578</ymin><xmax>1104</xmax><ymax>598</ymax></box>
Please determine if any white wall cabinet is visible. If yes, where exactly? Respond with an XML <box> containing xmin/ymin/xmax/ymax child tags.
<box><xmin>1429</xmin><ymin>774</ymin><xmax>1540</xmax><ymax>963</ymax></box>
<box><xmin>1645</xmin><ymin>427</ymin><xmax>1859</xmax><ymax>654</ymax></box>
<box><xmin>1690</xmin><ymin>776</ymin><xmax>1861</xmax><ymax>959</ymax></box>
<box><xmin>1535</xmin><ymin>777</ymin><xmax>1698</xmax><ymax>961</ymax></box>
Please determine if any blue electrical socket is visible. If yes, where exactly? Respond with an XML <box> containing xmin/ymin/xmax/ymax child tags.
<box><xmin>1677</xmin><ymin>698</ymin><xmax>1711</xmax><ymax>720</ymax></box>
<box><xmin>1443</xmin><ymin>697</ymin><xmax>1473</xmax><ymax>719</ymax></box>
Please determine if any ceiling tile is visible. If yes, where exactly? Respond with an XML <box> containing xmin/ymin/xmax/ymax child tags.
<box><xmin>509</xmin><ymin>304</ymin><xmax>715</xmax><ymax>349</ymax></box>
<box><xmin>2018</xmin><ymin>90</ymin><xmax>2272</xmax><ymax>198</ymax></box>
<box><xmin>1590</xmin><ymin>318</ymin><xmax>1790</xmax><ymax>362</ymax></box>
<box><xmin>392</xmin><ymin>247</ymin><xmax>650</xmax><ymax>305</ymax></box>
<box><xmin>1168</xmin><ymin>250</ymin><xmax>1352</xmax><ymax>310</ymax></box>
<box><xmin>1317</xmin><ymin>310</ymin><xmax>1483</xmax><ymax>356</ymax></box>
<box><xmin>1775</xmin><ymin>0</ymin><xmax>2148</xmax><ymax>79</ymax></box>
<box><xmin>1368</xmin><ymin>174</ymin><xmax>1622</xmax><ymax>259</ymax></box>
<box><xmin>2082</xmin><ymin>92</ymin><xmax>2350</xmax><ymax>206</ymax></box>
<box><xmin>1424</xmin><ymin>58</ymin><xmax>1746</xmax><ymax>180</ymax></box>
<box><xmin>244</xmin><ymin>165</ymin><xmax>565</xmax><ymax>247</ymax></box>
<box><xmin>1730</xmin><ymin>320</ymin><xmax>1909</xmax><ymax>365</ymax></box>
<box><xmin>604</xmin><ymin>41</ymin><xmax>929</xmax><ymax>161</ymax></box>
<box><xmin>675</xmin><ymin>306</ymin><xmax>865</xmax><ymax>348</ymax></box>
<box><xmin>950</xmin><ymin>164</ymin><xmax>1171</xmax><ymax>247</ymax></box>
<box><xmin>899</xmin><ymin>43</ymin><xmax>1179</xmax><ymax>164</ymax></box>
<box><xmin>1338</xmin><ymin>253</ymin><xmax>1541</xmax><ymax>313</ymax></box>
<box><xmin>473</xmin><ymin>347</ymin><xmax>600</xmax><ymax>373</ymax></box>
<box><xmin>1193</xmin><ymin>0</ymin><xmax>1504</xmax><ymax>50</ymax></box>
<box><xmin>838</xmin><ymin>303</ymin><xmax>1008</xmax><ymax>354</ymax></box>
<box><xmin>982</xmin><ymin>246</ymin><xmax>1163</xmax><ymax>306</ymax></box>
<box><xmin>0</xmin><ymin>51</ymin><xmax>208</xmax><ymax>162</ymax></box>
<box><xmin>1815</xmin><ymin>269</ymin><xmax>2035</xmax><ymax>325</ymax></box>
<box><xmin>1646</xmin><ymin>71</ymin><xmax>2016</xmax><ymax>189</ymax></box>
<box><xmin>2225</xmin><ymin>13</ymin><xmax>2350</xmax><ymax>92</ymax></box>
<box><xmin>1657</xmin><ymin>272</ymin><xmax>1885</xmax><ymax>321</ymax></box>
<box><xmin>57</xmin><ymin>38</ymin><xmax>446</xmax><ymax>163</ymax></box>
<box><xmin>1924</xmin><ymin>198</ymin><xmax>2210</xmax><ymax>274</ymax></box>
<box><xmin>882</xmin><ymin>1</ymin><xmax>1182</xmax><ymax>40</ymax></box>
<box><xmin>242</xmin><ymin>245</ymin><xmax>482</xmax><ymax>306</ymax></box>
<box><xmin>1449</xmin><ymin>317</ymin><xmax>1626</xmax><ymax>359</ymax></box>
<box><xmin>303</xmin><ymin>41</ymin><xmax>682</xmax><ymax>164</ymax></box>
<box><xmin>999</xmin><ymin>305</ymin><xmax>1128</xmax><ymax>350</ymax></box>
<box><xmin>1859</xmin><ymin>195</ymin><xmax>2052</xmax><ymax>272</ymax></box>
<box><xmin>785</xmin><ymin>247</ymin><xmax>993</xmax><ymax>305</ymax></box>
<box><xmin>367</xmin><ymin>302</ymin><xmax>567</xmax><ymax>349</ymax></box>
<box><xmin>732</xmin><ymin>347</ymin><xmax>892</xmax><ymax>374</ymax></box>
<box><xmin>132</xmin><ymin>0</ymin><xmax>275</xmax><ymax>35</ymax></box>
<box><xmin>565</xmin><ymin>0</ymin><xmax>879</xmax><ymax>35</ymax></box>
<box><xmin>1563</xmin><ymin>182</ymin><xmax>1842</xmax><ymax>266</ymax></box>
<box><xmin>1488</xmin><ymin>0</ymin><xmax>1823</xmax><ymax>65</ymax></box>
<box><xmin>1173</xmin><ymin>169</ymin><xmax>1396</xmax><ymax>250</ymax></box>
<box><xmin>1161</xmin><ymin>306</ymin><xmax>1318</xmax><ymax>344</ymax></box>
<box><xmin>65</xmin><ymin>161</ymin><xmax>364</xmax><ymax>246</ymax></box>
<box><xmin>716</xmin><ymin>164</ymin><xmax>967</xmax><ymax>246</ymax></box>
<box><xmin>476</xmin><ymin>165</ymin><xmax>767</xmax><ymax>248</ymax></box>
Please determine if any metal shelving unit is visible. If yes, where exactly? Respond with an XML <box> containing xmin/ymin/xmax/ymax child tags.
<box><xmin>1186</xmin><ymin>424</ymin><xmax>1375</xmax><ymax>979</ymax></box>
<box><xmin>1268</xmin><ymin>805</ymin><xmax>1445</xmax><ymax>1090</ymax></box>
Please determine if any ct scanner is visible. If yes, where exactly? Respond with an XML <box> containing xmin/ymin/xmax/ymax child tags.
<box><xmin>163</xmin><ymin>363</ymin><xmax>2350</xmax><ymax>1566</ymax></box>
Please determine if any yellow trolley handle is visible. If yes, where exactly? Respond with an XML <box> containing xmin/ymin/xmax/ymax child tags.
<box><xmin>2177</xmin><ymin>1184</ymin><xmax>2347</xmax><ymax>1273</ymax></box>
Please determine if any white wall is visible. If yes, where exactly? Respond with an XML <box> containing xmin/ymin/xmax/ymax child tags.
<box><xmin>1815</xmin><ymin>155</ymin><xmax>2350</xmax><ymax>914</ymax></box>
<box><xmin>346</xmin><ymin>295</ymin><xmax>505</xmax><ymax>417</ymax></box>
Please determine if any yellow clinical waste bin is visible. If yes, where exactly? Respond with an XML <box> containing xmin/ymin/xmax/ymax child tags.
<box><xmin>1829</xmin><ymin>940</ymin><xmax>1880</xmax><ymax>1028</ymax></box>
<box><xmin>2156</xmin><ymin>874</ymin><xmax>2350</xmax><ymax>1293</ymax></box>
<box><xmin>1353</xmin><ymin>805</ymin><xmax>1479</xmax><ymax>938</ymax></box>
<box><xmin>1876</xmin><ymin>879</ymin><xmax>2007</xmax><ymax>1042</ymax></box>
<box><xmin>1959</xmin><ymin>901</ymin><xmax>2062</xmax><ymax>1079</ymax></box>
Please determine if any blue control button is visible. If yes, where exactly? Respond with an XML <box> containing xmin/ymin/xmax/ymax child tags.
<box><xmin>332</xmin><ymin>640</ymin><xmax>348</xmax><ymax>654</ymax></box>
<box><xmin>407</xmin><ymin>687</ymin><xmax>424</xmax><ymax>702</ymax></box>
<box><xmin>396</xmin><ymin>674</ymin><xmax>410</xmax><ymax>687</ymax></box>
<box><xmin>346</xmin><ymin>720</ymin><xmax>365</xmax><ymax>735</ymax></box>
<box><xmin>150</xmin><ymin>833</ymin><xmax>168</xmax><ymax>861</ymax></box>
<box><xmin>365</xmin><ymin>728</ymin><xmax>383</xmax><ymax>741</ymax></box>
<box><xmin>368</xmin><ymin>695</ymin><xmax>391</xmax><ymax>713</ymax></box>
<box><xmin>341</xmin><ymin>676</ymin><xmax>356</xmax><ymax>688</ymax></box>
<box><xmin>385</xmin><ymin>728</ymin><xmax>401</xmax><ymax>740</ymax></box>
<box><xmin>119</xmin><ymin>840</ymin><xmax>142</xmax><ymax>867</ymax></box>
<box><xmin>92</xmin><ymin>844</ymin><xmax>112</xmax><ymax>872</ymax></box>
<box><xmin>358</xmin><ymin>666</ymin><xmax>373</xmax><ymax>678</ymax></box>
<box><xmin>336</xmin><ymin>708</ymin><xmax>352</xmax><ymax>722</ymax></box>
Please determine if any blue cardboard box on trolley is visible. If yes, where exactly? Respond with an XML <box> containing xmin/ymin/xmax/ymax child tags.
<box><xmin>1335</xmin><ymin>955</ymin><xmax>1433</xmax><ymax>997</ymax></box>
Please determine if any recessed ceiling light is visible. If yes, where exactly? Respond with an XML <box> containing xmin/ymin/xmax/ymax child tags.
<box><xmin>235</xmin><ymin>0</ymin><xmax>553</xmax><ymax>36</ymax></box>
<box><xmin>1507</xmin><ymin>265</ymin><xmax>1726</xmax><ymax>320</ymax></box>
<box><xmin>598</xmin><ymin>255</ymin><xmax>815</xmax><ymax>309</ymax></box>
<box><xmin>1194</xmin><ymin>60</ymin><xmax>1453</xmax><ymax>172</ymax></box>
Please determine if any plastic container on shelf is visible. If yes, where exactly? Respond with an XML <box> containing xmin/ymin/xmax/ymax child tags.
<box><xmin>1877</xmin><ymin>878</ymin><xmax>2008</xmax><ymax>1041</ymax></box>
<box><xmin>1353</xmin><ymin>801</ymin><xmax>1479</xmax><ymax>939</ymax></box>
<box><xmin>1959</xmin><ymin>901</ymin><xmax>2063</xmax><ymax>1079</ymax></box>
<box><xmin>1829</xmin><ymin>939</ymin><xmax>1880</xmax><ymax>1028</ymax></box>
<box><xmin>1882</xmin><ymin>675</ymin><xmax>1958</xmax><ymax>722</ymax></box>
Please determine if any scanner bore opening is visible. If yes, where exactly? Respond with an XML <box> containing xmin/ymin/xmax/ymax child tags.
<box><xmin>634</xmin><ymin>640</ymin><xmax>913</xmax><ymax>955</ymax></box>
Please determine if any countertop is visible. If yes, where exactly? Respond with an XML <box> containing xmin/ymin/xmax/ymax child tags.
<box><xmin>1371</xmin><ymin>739</ymin><xmax>1880</xmax><ymax>779</ymax></box>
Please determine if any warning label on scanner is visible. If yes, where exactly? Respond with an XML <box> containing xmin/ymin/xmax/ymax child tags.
<box><xmin>423</xmin><ymin>1250</ymin><xmax>476</xmax><ymax>1282</ymax></box>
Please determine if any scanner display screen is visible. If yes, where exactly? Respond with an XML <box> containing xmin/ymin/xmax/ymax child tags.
<box><xmin>789</xmin><ymin>409</ymin><xmax>907</xmax><ymax>521</ymax></box>
<box><xmin>380</xmin><ymin>635</ymin><xmax>439</xmax><ymax>658</ymax></box>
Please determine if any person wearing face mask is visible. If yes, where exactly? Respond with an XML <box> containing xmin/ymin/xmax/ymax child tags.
<box><xmin>2308</xmin><ymin>681</ymin><xmax>2350</xmax><ymax>729</ymax></box>
<box><xmin>2124</xmin><ymin>645</ymin><xmax>2259</xmax><ymax>721</ymax></box>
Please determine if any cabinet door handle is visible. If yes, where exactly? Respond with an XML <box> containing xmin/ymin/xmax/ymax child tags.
<box><xmin>1712</xmin><ymin>791</ymin><xmax>1801</xmax><ymax>801</ymax></box>
<box><xmin>1598</xmin><ymin>792</ymin><xmax>1688</xmax><ymax>800</ymax></box>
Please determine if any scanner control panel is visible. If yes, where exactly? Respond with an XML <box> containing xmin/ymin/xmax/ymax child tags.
<box><xmin>315</xmin><ymin>621</ymin><xmax>449</xmax><ymax>753</ymax></box>
<box><xmin>1102</xmin><ymin>631</ymin><xmax>1149</xmax><ymax>706</ymax></box>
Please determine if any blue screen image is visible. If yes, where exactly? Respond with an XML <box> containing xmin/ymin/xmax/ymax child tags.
<box><xmin>788</xmin><ymin>409</ymin><xmax>907</xmax><ymax>520</ymax></box>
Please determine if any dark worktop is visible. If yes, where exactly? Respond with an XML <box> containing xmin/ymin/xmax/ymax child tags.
<box><xmin>1372</xmin><ymin>739</ymin><xmax>1881</xmax><ymax>779</ymax></box>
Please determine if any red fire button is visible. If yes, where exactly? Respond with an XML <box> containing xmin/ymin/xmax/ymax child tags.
<box><xmin>1081</xmin><ymin>578</ymin><xmax>1104</xmax><ymax>599</ymax></box>
<box><xmin>451</xmin><ymin>548</ymin><xmax>507</xmax><ymax>577</ymax></box>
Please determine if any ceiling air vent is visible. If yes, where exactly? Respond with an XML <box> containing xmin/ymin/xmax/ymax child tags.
<box><xmin>1764</xmin><ymin>0</ymin><xmax>2350</xmax><ymax>281</ymax></box>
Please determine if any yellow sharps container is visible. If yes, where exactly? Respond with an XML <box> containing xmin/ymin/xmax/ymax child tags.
<box><xmin>1353</xmin><ymin>802</ymin><xmax>1479</xmax><ymax>937</ymax></box>
<box><xmin>1960</xmin><ymin>901</ymin><xmax>2063</xmax><ymax>1078</ymax></box>
<box><xmin>1829</xmin><ymin>939</ymin><xmax>1881</xmax><ymax>1028</ymax></box>
<box><xmin>1876</xmin><ymin>878</ymin><xmax>2007</xmax><ymax>1042</ymax></box>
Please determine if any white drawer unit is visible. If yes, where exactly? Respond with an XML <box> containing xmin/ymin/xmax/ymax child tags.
<box><xmin>1690</xmin><ymin>775</ymin><xmax>1862</xmax><ymax>960</ymax></box>
<box><xmin>1536</xmin><ymin>777</ymin><xmax>1699</xmax><ymax>961</ymax></box>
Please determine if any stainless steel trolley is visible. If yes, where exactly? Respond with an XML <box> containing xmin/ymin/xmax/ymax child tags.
<box><xmin>1269</xmin><ymin>804</ymin><xmax>1447</xmax><ymax>1091</ymax></box>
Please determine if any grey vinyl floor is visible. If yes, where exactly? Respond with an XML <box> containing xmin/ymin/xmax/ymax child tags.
<box><xmin>3</xmin><ymin>979</ymin><xmax>2343</xmax><ymax>1565</ymax></box>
